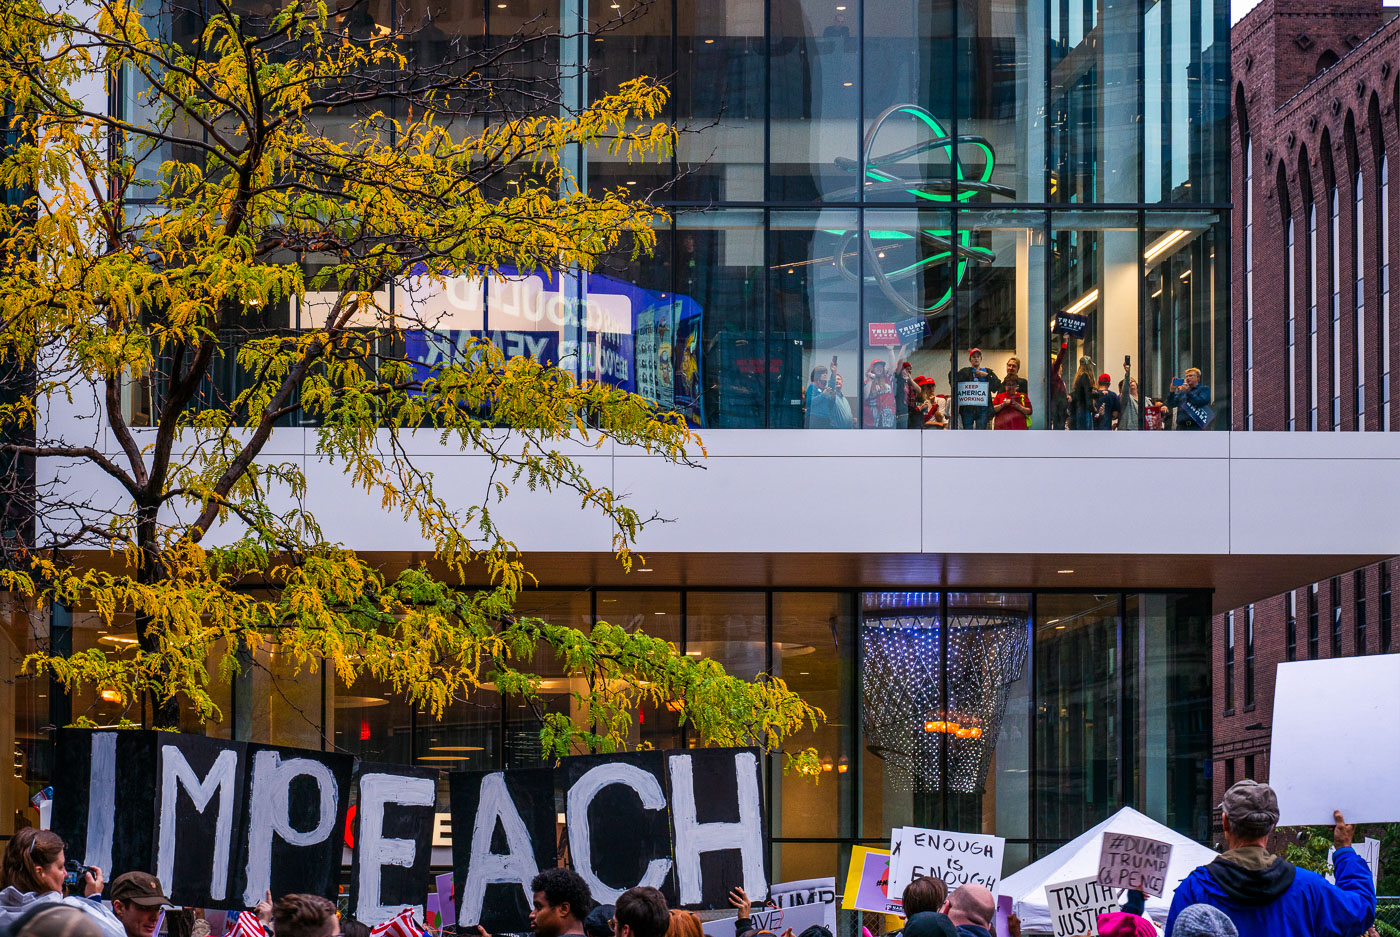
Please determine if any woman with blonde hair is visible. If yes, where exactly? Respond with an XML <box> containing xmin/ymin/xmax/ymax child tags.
<box><xmin>1070</xmin><ymin>355</ymin><xmax>1096</xmax><ymax>430</ymax></box>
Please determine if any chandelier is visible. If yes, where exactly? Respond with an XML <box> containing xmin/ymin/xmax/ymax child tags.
<box><xmin>861</xmin><ymin>594</ymin><xmax>1028</xmax><ymax>793</ymax></box>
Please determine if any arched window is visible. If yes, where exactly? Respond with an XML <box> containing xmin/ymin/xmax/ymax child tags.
<box><xmin>1355</xmin><ymin>170</ymin><xmax>1366</xmax><ymax>430</ymax></box>
<box><xmin>1245</xmin><ymin>138</ymin><xmax>1254</xmax><ymax>429</ymax></box>
<box><xmin>1317</xmin><ymin>50</ymin><xmax>1340</xmax><ymax>74</ymax></box>
<box><xmin>1287</xmin><ymin>208</ymin><xmax>1297</xmax><ymax>430</ymax></box>
<box><xmin>1309</xmin><ymin>198</ymin><xmax>1319</xmax><ymax>431</ymax></box>
<box><xmin>1331</xmin><ymin>185</ymin><xmax>1341</xmax><ymax>429</ymax></box>
<box><xmin>1384</xmin><ymin>155</ymin><xmax>1392</xmax><ymax>431</ymax></box>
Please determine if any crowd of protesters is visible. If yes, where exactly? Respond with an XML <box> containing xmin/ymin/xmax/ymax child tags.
<box><xmin>808</xmin><ymin>346</ymin><xmax>1213</xmax><ymax>430</ymax></box>
<box><xmin>0</xmin><ymin>778</ymin><xmax>1378</xmax><ymax>937</ymax></box>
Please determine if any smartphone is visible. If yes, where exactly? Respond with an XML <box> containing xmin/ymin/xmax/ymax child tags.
<box><xmin>1172</xmin><ymin>377</ymin><xmax>1185</xmax><ymax>387</ymax></box>
<box><xmin>831</xmin><ymin>355</ymin><xmax>838</xmax><ymax>369</ymax></box>
<box><xmin>1124</xmin><ymin>354</ymin><xmax>1131</xmax><ymax>368</ymax></box>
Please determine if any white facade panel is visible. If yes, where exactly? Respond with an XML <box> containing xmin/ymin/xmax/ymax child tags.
<box><xmin>618</xmin><ymin>454</ymin><xmax>924</xmax><ymax>554</ymax></box>
<box><xmin>57</xmin><ymin>429</ymin><xmax>1400</xmax><ymax>559</ymax></box>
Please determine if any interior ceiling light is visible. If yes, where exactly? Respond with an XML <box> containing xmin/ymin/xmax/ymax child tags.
<box><xmin>1063</xmin><ymin>288</ymin><xmax>1099</xmax><ymax>315</ymax></box>
<box><xmin>1143</xmin><ymin>228</ymin><xmax>1190</xmax><ymax>261</ymax></box>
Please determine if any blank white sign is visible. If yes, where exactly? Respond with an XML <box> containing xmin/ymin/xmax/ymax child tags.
<box><xmin>1270</xmin><ymin>656</ymin><xmax>1400</xmax><ymax>826</ymax></box>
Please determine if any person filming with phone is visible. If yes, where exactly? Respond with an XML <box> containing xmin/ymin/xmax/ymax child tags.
<box><xmin>0</xmin><ymin>830</ymin><xmax>124</xmax><ymax>937</ymax></box>
<box><xmin>1167</xmin><ymin>367</ymin><xmax>1212</xmax><ymax>430</ymax></box>
<box><xmin>805</xmin><ymin>356</ymin><xmax>853</xmax><ymax>429</ymax></box>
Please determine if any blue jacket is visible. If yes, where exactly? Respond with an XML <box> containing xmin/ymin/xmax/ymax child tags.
<box><xmin>1165</xmin><ymin>845</ymin><xmax>1375</xmax><ymax>937</ymax></box>
<box><xmin>1166</xmin><ymin>383</ymin><xmax>1213</xmax><ymax>429</ymax></box>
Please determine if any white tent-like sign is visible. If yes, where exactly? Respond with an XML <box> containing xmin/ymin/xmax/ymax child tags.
<box><xmin>1000</xmin><ymin>807</ymin><xmax>1220</xmax><ymax>934</ymax></box>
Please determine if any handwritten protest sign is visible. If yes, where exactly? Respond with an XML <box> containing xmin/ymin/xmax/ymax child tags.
<box><xmin>1045</xmin><ymin>876</ymin><xmax>1120</xmax><ymax>937</ymax></box>
<box><xmin>1096</xmin><ymin>833</ymin><xmax>1172</xmax><ymax>897</ymax></box>
<box><xmin>887</xmin><ymin>828</ymin><xmax>909</xmax><ymax>901</ymax></box>
<box><xmin>843</xmin><ymin>847</ymin><xmax>902</xmax><ymax>915</ymax></box>
<box><xmin>699</xmin><ymin>878</ymin><xmax>835</xmax><ymax>937</ymax></box>
<box><xmin>886</xmin><ymin>827</ymin><xmax>1005</xmax><ymax>900</ymax></box>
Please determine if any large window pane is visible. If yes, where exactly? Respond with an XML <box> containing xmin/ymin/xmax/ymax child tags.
<box><xmin>769</xmin><ymin>0</ymin><xmax>861</xmax><ymax>201</ymax></box>
<box><xmin>597</xmin><ymin>591</ymin><xmax>684</xmax><ymax>751</ymax></box>
<box><xmin>675</xmin><ymin>0</ymin><xmax>765</xmax><ymax>201</ymax></box>
<box><xmin>862</xmin><ymin>0</ymin><xmax>956</xmax><ymax>205</ymax></box>
<box><xmin>1143</xmin><ymin>213</ymin><xmax>1228</xmax><ymax>427</ymax></box>
<box><xmin>1049</xmin><ymin>212</ymin><xmax>1140</xmax><ymax>430</ymax></box>
<box><xmin>770</xmin><ymin>211</ymin><xmax>861</xmax><ymax>428</ymax></box>
<box><xmin>1049</xmin><ymin>0</ymin><xmax>1142</xmax><ymax>204</ymax></box>
<box><xmin>587</xmin><ymin>0</ymin><xmax>673</xmax><ymax>196</ymax></box>
<box><xmin>959</xmin><ymin>0</ymin><xmax>1044</xmax><ymax>203</ymax></box>
<box><xmin>1126</xmin><ymin>593</ymin><xmax>1212</xmax><ymax>841</ymax></box>
<box><xmin>772</xmin><ymin>593</ymin><xmax>856</xmax><ymax>839</ymax></box>
<box><xmin>1034</xmin><ymin>593</ymin><xmax>1122</xmax><ymax>842</ymax></box>
<box><xmin>676</xmin><ymin>211</ymin><xmax>768</xmax><ymax>427</ymax></box>
<box><xmin>687</xmin><ymin>592</ymin><xmax>766</xmax><ymax>679</ymax></box>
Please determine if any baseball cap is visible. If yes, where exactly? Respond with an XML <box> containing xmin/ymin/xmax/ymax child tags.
<box><xmin>109</xmin><ymin>872</ymin><xmax>171</xmax><ymax>907</ymax></box>
<box><xmin>1098</xmin><ymin>373</ymin><xmax>1112</xmax><ymax>384</ymax></box>
<box><xmin>968</xmin><ymin>347</ymin><xmax>983</xmax><ymax>357</ymax></box>
<box><xmin>1219</xmin><ymin>778</ymin><xmax>1280</xmax><ymax>834</ymax></box>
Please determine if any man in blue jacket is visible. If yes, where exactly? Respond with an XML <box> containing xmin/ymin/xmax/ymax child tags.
<box><xmin>1165</xmin><ymin>780</ymin><xmax>1375</xmax><ymax>937</ymax></box>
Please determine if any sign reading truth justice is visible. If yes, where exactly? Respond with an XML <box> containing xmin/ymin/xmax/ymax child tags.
<box><xmin>52</xmin><ymin>731</ymin><xmax>767</xmax><ymax>931</ymax></box>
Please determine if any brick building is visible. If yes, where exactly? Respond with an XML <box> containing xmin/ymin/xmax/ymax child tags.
<box><xmin>1222</xmin><ymin>0</ymin><xmax>1400</xmax><ymax>830</ymax></box>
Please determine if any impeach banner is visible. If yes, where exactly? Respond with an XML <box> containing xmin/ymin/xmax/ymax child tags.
<box><xmin>53</xmin><ymin>732</ymin><xmax>767</xmax><ymax>929</ymax></box>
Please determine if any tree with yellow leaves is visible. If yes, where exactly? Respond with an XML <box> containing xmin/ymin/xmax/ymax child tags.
<box><xmin>0</xmin><ymin>0</ymin><xmax>821</xmax><ymax>772</ymax></box>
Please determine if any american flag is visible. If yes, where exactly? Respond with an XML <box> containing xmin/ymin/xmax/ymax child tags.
<box><xmin>370</xmin><ymin>909</ymin><xmax>424</xmax><ymax>937</ymax></box>
<box><xmin>228</xmin><ymin>911</ymin><xmax>269</xmax><ymax>937</ymax></box>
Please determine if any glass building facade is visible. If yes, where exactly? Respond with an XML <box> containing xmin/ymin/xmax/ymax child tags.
<box><xmin>124</xmin><ymin>0</ymin><xmax>1232</xmax><ymax>432</ymax></box>
<box><xmin>2</xmin><ymin>588</ymin><xmax>1212</xmax><ymax>889</ymax></box>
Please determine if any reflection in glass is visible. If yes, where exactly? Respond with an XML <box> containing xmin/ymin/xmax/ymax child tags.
<box><xmin>597</xmin><ymin>591</ymin><xmax>683</xmax><ymax>750</ymax></box>
<box><xmin>675</xmin><ymin>0</ymin><xmax>765</xmax><ymax>201</ymax></box>
<box><xmin>769</xmin><ymin>0</ymin><xmax>861</xmax><ymax>201</ymax></box>
<box><xmin>769</xmin><ymin>211</ymin><xmax>861</xmax><ymax>428</ymax></box>
<box><xmin>687</xmin><ymin>592</ymin><xmax>766</xmax><ymax>679</ymax></box>
<box><xmin>676</xmin><ymin>211</ymin><xmax>767</xmax><ymax>427</ymax></box>
<box><xmin>1035</xmin><ymin>593</ymin><xmax>1122</xmax><ymax>841</ymax></box>
<box><xmin>772</xmin><ymin>593</ymin><xmax>855</xmax><ymax>839</ymax></box>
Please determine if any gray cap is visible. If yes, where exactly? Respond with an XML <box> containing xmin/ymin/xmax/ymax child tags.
<box><xmin>1219</xmin><ymin>778</ymin><xmax>1280</xmax><ymax>835</ymax></box>
<box><xmin>1173</xmin><ymin>904</ymin><xmax>1239</xmax><ymax>937</ymax></box>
